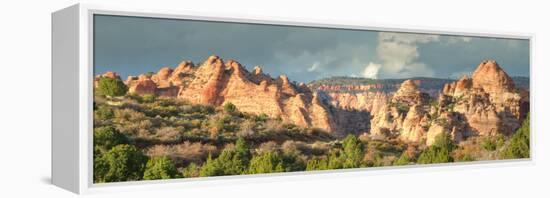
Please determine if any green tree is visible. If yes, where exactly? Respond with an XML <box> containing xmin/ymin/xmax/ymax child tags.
<box><xmin>341</xmin><ymin>135</ymin><xmax>365</xmax><ymax>168</ymax></box>
<box><xmin>234</xmin><ymin>137</ymin><xmax>251</xmax><ymax>166</ymax></box>
<box><xmin>182</xmin><ymin>163</ymin><xmax>200</xmax><ymax>178</ymax></box>
<box><xmin>143</xmin><ymin>156</ymin><xmax>179</xmax><ymax>180</ymax></box>
<box><xmin>94</xmin><ymin>144</ymin><xmax>148</xmax><ymax>183</ymax></box>
<box><xmin>93</xmin><ymin>126</ymin><xmax>128</xmax><ymax>154</ymax></box>
<box><xmin>96</xmin><ymin>77</ymin><xmax>127</xmax><ymax>97</ymax></box>
<box><xmin>327</xmin><ymin>150</ymin><xmax>344</xmax><ymax>169</ymax></box>
<box><xmin>306</xmin><ymin>157</ymin><xmax>329</xmax><ymax>171</ymax></box>
<box><xmin>199</xmin><ymin>154</ymin><xmax>222</xmax><ymax>177</ymax></box>
<box><xmin>394</xmin><ymin>152</ymin><xmax>411</xmax><ymax>166</ymax></box>
<box><xmin>417</xmin><ymin>133</ymin><xmax>455</xmax><ymax>164</ymax></box>
<box><xmin>280</xmin><ymin>152</ymin><xmax>305</xmax><ymax>172</ymax></box>
<box><xmin>481</xmin><ymin>135</ymin><xmax>505</xmax><ymax>151</ymax></box>
<box><xmin>500</xmin><ymin>114</ymin><xmax>530</xmax><ymax>159</ymax></box>
<box><xmin>248</xmin><ymin>151</ymin><xmax>285</xmax><ymax>174</ymax></box>
<box><xmin>199</xmin><ymin>138</ymin><xmax>251</xmax><ymax>176</ymax></box>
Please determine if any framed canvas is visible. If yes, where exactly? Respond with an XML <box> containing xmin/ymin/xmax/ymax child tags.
<box><xmin>52</xmin><ymin>3</ymin><xmax>534</xmax><ymax>194</ymax></box>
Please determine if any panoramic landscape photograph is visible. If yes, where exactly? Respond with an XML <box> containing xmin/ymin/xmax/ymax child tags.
<box><xmin>92</xmin><ymin>15</ymin><xmax>530</xmax><ymax>183</ymax></box>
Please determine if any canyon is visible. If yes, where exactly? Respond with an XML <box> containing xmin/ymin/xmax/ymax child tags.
<box><xmin>95</xmin><ymin>56</ymin><xmax>529</xmax><ymax>143</ymax></box>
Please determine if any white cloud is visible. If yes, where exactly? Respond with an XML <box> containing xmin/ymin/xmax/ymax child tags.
<box><xmin>373</xmin><ymin>32</ymin><xmax>439</xmax><ymax>78</ymax></box>
<box><xmin>377</xmin><ymin>40</ymin><xmax>419</xmax><ymax>73</ymax></box>
<box><xmin>368</xmin><ymin>32</ymin><xmax>474</xmax><ymax>78</ymax></box>
<box><xmin>362</xmin><ymin>62</ymin><xmax>382</xmax><ymax>79</ymax></box>
<box><xmin>308</xmin><ymin>62</ymin><xmax>320</xmax><ymax>72</ymax></box>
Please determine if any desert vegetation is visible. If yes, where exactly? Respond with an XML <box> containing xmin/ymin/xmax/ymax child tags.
<box><xmin>93</xmin><ymin>83</ymin><xmax>530</xmax><ymax>183</ymax></box>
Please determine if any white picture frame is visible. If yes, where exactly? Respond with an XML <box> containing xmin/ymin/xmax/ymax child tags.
<box><xmin>52</xmin><ymin>3</ymin><xmax>535</xmax><ymax>194</ymax></box>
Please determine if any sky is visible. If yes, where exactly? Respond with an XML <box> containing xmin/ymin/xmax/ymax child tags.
<box><xmin>94</xmin><ymin>15</ymin><xmax>530</xmax><ymax>83</ymax></box>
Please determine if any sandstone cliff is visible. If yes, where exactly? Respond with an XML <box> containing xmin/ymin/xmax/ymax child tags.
<box><xmin>121</xmin><ymin>55</ymin><xmax>341</xmax><ymax>135</ymax></box>
<box><xmin>101</xmin><ymin>57</ymin><xmax>528</xmax><ymax>143</ymax></box>
<box><xmin>441</xmin><ymin>60</ymin><xmax>527</xmax><ymax>136</ymax></box>
<box><xmin>313</xmin><ymin>60</ymin><xmax>528</xmax><ymax>146</ymax></box>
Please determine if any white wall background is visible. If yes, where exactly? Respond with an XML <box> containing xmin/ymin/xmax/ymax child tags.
<box><xmin>0</xmin><ymin>0</ymin><xmax>548</xmax><ymax>197</ymax></box>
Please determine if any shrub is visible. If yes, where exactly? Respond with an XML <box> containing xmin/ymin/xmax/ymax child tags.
<box><xmin>363</xmin><ymin>149</ymin><xmax>384</xmax><ymax>167</ymax></box>
<box><xmin>94</xmin><ymin>144</ymin><xmax>148</xmax><ymax>183</ymax></box>
<box><xmin>96</xmin><ymin>77</ymin><xmax>127</xmax><ymax>97</ymax></box>
<box><xmin>257</xmin><ymin>141</ymin><xmax>279</xmax><ymax>154</ymax></box>
<box><xmin>481</xmin><ymin>137</ymin><xmax>497</xmax><ymax>151</ymax></box>
<box><xmin>237</xmin><ymin>119</ymin><xmax>256</xmax><ymax>138</ymax></box>
<box><xmin>93</xmin><ymin>126</ymin><xmax>129</xmax><ymax>153</ymax></box>
<box><xmin>146</xmin><ymin>142</ymin><xmax>218</xmax><ymax>165</ymax></box>
<box><xmin>281</xmin><ymin>152</ymin><xmax>306</xmax><ymax>172</ymax></box>
<box><xmin>455</xmin><ymin>153</ymin><xmax>475</xmax><ymax>162</ymax></box>
<box><xmin>95</xmin><ymin>105</ymin><xmax>114</xmax><ymax>120</ymax></box>
<box><xmin>452</xmin><ymin>140</ymin><xmax>482</xmax><ymax>162</ymax></box>
<box><xmin>141</xmin><ymin>94</ymin><xmax>156</xmax><ymax>103</ymax></box>
<box><xmin>223</xmin><ymin>102</ymin><xmax>237</xmax><ymax>114</ymax></box>
<box><xmin>500</xmin><ymin>114</ymin><xmax>530</xmax><ymax>159</ymax></box>
<box><xmin>255</xmin><ymin>113</ymin><xmax>269</xmax><ymax>122</ymax></box>
<box><xmin>393</xmin><ymin>152</ymin><xmax>411</xmax><ymax>166</ymax></box>
<box><xmin>247</xmin><ymin>151</ymin><xmax>285</xmax><ymax>174</ymax></box>
<box><xmin>264</xmin><ymin>119</ymin><xmax>284</xmax><ymax>133</ymax></box>
<box><xmin>417</xmin><ymin>133</ymin><xmax>455</xmax><ymax>164</ymax></box>
<box><xmin>154</xmin><ymin>126</ymin><xmax>183</xmax><ymax>142</ymax></box>
<box><xmin>143</xmin><ymin>156</ymin><xmax>179</xmax><ymax>180</ymax></box>
<box><xmin>281</xmin><ymin>140</ymin><xmax>304</xmax><ymax>156</ymax></box>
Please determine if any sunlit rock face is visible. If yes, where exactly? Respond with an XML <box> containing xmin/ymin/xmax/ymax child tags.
<box><xmin>440</xmin><ymin>60</ymin><xmax>528</xmax><ymax>137</ymax></box>
<box><xmin>120</xmin><ymin>57</ymin><xmax>528</xmax><ymax>141</ymax></box>
<box><xmin>124</xmin><ymin>55</ymin><xmax>340</xmax><ymax>134</ymax></box>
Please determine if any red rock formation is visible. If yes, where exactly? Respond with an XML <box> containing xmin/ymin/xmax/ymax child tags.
<box><xmin>127</xmin><ymin>75</ymin><xmax>157</xmax><ymax>95</ymax></box>
<box><xmin>425</xmin><ymin>111</ymin><xmax>468</xmax><ymax>146</ymax></box>
<box><xmin>175</xmin><ymin>55</ymin><xmax>337</xmax><ymax>133</ymax></box>
<box><xmin>400</xmin><ymin>105</ymin><xmax>429</xmax><ymax>142</ymax></box>
<box><xmin>472</xmin><ymin>60</ymin><xmax>515</xmax><ymax>96</ymax></box>
<box><xmin>443</xmin><ymin>75</ymin><xmax>472</xmax><ymax>97</ymax></box>
<box><xmin>170</xmin><ymin>61</ymin><xmax>195</xmax><ymax>86</ymax></box>
<box><xmin>118</xmin><ymin>57</ymin><xmax>528</xmax><ymax>141</ymax></box>
<box><xmin>94</xmin><ymin>71</ymin><xmax>121</xmax><ymax>88</ymax></box>
<box><xmin>101</xmin><ymin>71</ymin><xmax>120</xmax><ymax>79</ymax></box>
<box><xmin>440</xmin><ymin>60</ymin><xmax>527</xmax><ymax>137</ymax></box>
<box><xmin>151</xmin><ymin>67</ymin><xmax>174</xmax><ymax>88</ymax></box>
<box><xmin>391</xmin><ymin>80</ymin><xmax>429</xmax><ymax>105</ymax></box>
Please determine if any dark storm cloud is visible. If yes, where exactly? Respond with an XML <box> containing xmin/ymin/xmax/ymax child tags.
<box><xmin>94</xmin><ymin>15</ymin><xmax>530</xmax><ymax>83</ymax></box>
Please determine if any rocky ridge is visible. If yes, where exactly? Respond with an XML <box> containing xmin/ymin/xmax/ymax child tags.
<box><xmin>102</xmin><ymin>55</ymin><xmax>347</xmax><ymax>135</ymax></box>
<box><xmin>96</xmin><ymin>58</ymin><xmax>529</xmax><ymax>145</ymax></box>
